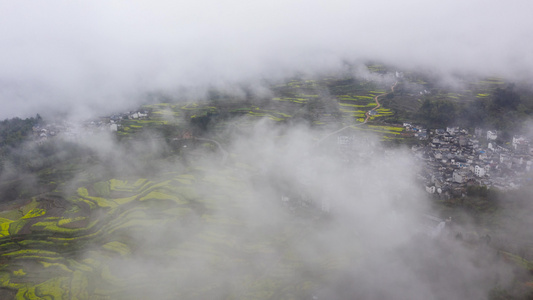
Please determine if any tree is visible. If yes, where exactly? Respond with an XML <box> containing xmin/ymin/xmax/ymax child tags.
<box><xmin>491</xmin><ymin>85</ymin><xmax>521</xmax><ymax>113</ymax></box>
<box><xmin>417</xmin><ymin>99</ymin><xmax>457</xmax><ymax>128</ymax></box>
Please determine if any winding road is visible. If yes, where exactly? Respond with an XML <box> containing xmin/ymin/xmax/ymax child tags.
<box><xmin>175</xmin><ymin>81</ymin><xmax>399</xmax><ymax>160</ymax></box>
<box><xmin>363</xmin><ymin>81</ymin><xmax>398</xmax><ymax>123</ymax></box>
<box><xmin>316</xmin><ymin>81</ymin><xmax>398</xmax><ymax>145</ymax></box>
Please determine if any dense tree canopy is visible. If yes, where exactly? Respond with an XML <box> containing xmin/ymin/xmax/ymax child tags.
<box><xmin>416</xmin><ymin>85</ymin><xmax>533</xmax><ymax>138</ymax></box>
<box><xmin>0</xmin><ymin>114</ymin><xmax>40</xmax><ymax>148</ymax></box>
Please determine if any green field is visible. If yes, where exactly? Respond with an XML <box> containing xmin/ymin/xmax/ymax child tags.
<box><xmin>0</xmin><ymin>163</ymin><xmax>352</xmax><ymax>299</ymax></box>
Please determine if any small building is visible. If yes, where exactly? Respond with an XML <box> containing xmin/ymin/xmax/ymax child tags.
<box><xmin>474</xmin><ymin>128</ymin><xmax>483</xmax><ymax>137</ymax></box>
<box><xmin>446</xmin><ymin>127</ymin><xmax>458</xmax><ymax>135</ymax></box>
<box><xmin>426</xmin><ymin>185</ymin><xmax>436</xmax><ymax>194</ymax></box>
<box><xmin>436</xmin><ymin>129</ymin><xmax>446</xmax><ymax>135</ymax></box>
<box><xmin>512</xmin><ymin>136</ymin><xmax>529</xmax><ymax>152</ymax></box>
<box><xmin>474</xmin><ymin>165</ymin><xmax>486</xmax><ymax>177</ymax></box>
<box><xmin>453</xmin><ymin>170</ymin><xmax>467</xmax><ymax>183</ymax></box>
<box><xmin>479</xmin><ymin>151</ymin><xmax>488</xmax><ymax>160</ymax></box>
<box><xmin>487</xmin><ymin>130</ymin><xmax>498</xmax><ymax>141</ymax></box>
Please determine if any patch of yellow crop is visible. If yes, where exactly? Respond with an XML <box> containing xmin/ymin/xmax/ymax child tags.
<box><xmin>31</xmin><ymin>220</ymin><xmax>91</xmax><ymax>233</ymax></box>
<box><xmin>339</xmin><ymin>103</ymin><xmax>368</xmax><ymax>108</ymax></box>
<box><xmin>2</xmin><ymin>249</ymin><xmax>59</xmax><ymax>257</ymax></box>
<box><xmin>86</xmin><ymin>196</ymin><xmax>116</xmax><ymax>208</ymax></box>
<box><xmin>13</xmin><ymin>269</ymin><xmax>25</xmax><ymax>276</ymax></box>
<box><xmin>133</xmin><ymin>178</ymin><xmax>148</xmax><ymax>187</ymax></box>
<box><xmin>180</xmin><ymin>103</ymin><xmax>199</xmax><ymax>110</ymax></box>
<box><xmin>40</xmin><ymin>262</ymin><xmax>73</xmax><ymax>273</ymax></box>
<box><xmin>58</xmin><ymin>216</ymin><xmax>86</xmax><ymax>226</ymax></box>
<box><xmin>0</xmin><ymin>221</ymin><xmax>12</xmax><ymax>237</ymax></box>
<box><xmin>77</xmin><ymin>187</ymin><xmax>89</xmax><ymax>197</ymax></box>
<box><xmin>22</xmin><ymin>208</ymin><xmax>46</xmax><ymax>219</ymax></box>
<box><xmin>368</xmin><ymin>125</ymin><xmax>403</xmax><ymax>132</ymax></box>
<box><xmin>273</xmin><ymin>97</ymin><xmax>307</xmax><ymax>104</ymax></box>
<box><xmin>103</xmin><ymin>241</ymin><xmax>131</xmax><ymax>256</ymax></box>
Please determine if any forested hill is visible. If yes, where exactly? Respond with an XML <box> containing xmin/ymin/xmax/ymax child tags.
<box><xmin>415</xmin><ymin>84</ymin><xmax>533</xmax><ymax>139</ymax></box>
<box><xmin>0</xmin><ymin>115</ymin><xmax>41</xmax><ymax>149</ymax></box>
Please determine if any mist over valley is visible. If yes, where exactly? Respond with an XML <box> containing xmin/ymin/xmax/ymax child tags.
<box><xmin>1</xmin><ymin>1</ymin><xmax>533</xmax><ymax>299</ymax></box>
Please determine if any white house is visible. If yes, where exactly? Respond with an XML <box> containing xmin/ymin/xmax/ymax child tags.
<box><xmin>426</xmin><ymin>185</ymin><xmax>436</xmax><ymax>194</ymax></box>
<box><xmin>500</xmin><ymin>154</ymin><xmax>509</xmax><ymax>163</ymax></box>
<box><xmin>446</xmin><ymin>127</ymin><xmax>458</xmax><ymax>135</ymax></box>
<box><xmin>474</xmin><ymin>165</ymin><xmax>486</xmax><ymax>177</ymax></box>
<box><xmin>487</xmin><ymin>130</ymin><xmax>497</xmax><ymax>141</ymax></box>
<box><xmin>512</xmin><ymin>136</ymin><xmax>528</xmax><ymax>150</ymax></box>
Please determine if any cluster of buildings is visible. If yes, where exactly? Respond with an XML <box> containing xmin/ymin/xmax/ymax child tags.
<box><xmin>31</xmin><ymin>110</ymin><xmax>150</xmax><ymax>143</ymax></box>
<box><xmin>32</xmin><ymin>121</ymin><xmax>80</xmax><ymax>143</ymax></box>
<box><xmin>405</xmin><ymin>124</ymin><xmax>533</xmax><ymax>198</ymax></box>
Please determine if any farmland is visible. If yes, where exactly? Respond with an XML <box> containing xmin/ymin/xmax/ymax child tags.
<box><xmin>3</xmin><ymin>67</ymin><xmax>533</xmax><ymax>299</ymax></box>
<box><xmin>0</xmin><ymin>164</ymin><xmax>356</xmax><ymax>299</ymax></box>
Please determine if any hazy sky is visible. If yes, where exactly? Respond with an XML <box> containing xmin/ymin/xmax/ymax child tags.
<box><xmin>0</xmin><ymin>0</ymin><xmax>531</xmax><ymax>119</ymax></box>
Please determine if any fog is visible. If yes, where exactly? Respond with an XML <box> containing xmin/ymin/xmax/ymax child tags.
<box><xmin>7</xmin><ymin>121</ymin><xmax>508</xmax><ymax>299</ymax></box>
<box><xmin>1</xmin><ymin>0</ymin><xmax>532</xmax><ymax>118</ymax></box>
<box><xmin>0</xmin><ymin>1</ymin><xmax>532</xmax><ymax>298</ymax></box>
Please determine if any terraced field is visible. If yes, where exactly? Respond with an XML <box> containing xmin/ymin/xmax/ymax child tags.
<box><xmin>0</xmin><ymin>163</ymin><xmax>352</xmax><ymax>299</ymax></box>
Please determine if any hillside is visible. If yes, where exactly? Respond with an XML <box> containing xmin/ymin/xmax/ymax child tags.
<box><xmin>1</xmin><ymin>66</ymin><xmax>533</xmax><ymax>299</ymax></box>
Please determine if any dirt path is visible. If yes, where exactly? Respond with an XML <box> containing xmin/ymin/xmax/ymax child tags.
<box><xmin>363</xmin><ymin>81</ymin><xmax>398</xmax><ymax>123</ymax></box>
<box><xmin>316</xmin><ymin>81</ymin><xmax>398</xmax><ymax>146</ymax></box>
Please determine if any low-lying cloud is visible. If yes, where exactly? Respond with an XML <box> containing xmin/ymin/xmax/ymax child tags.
<box><xmin>63</xmin><ymin>121</ymin><xmax>514</xmax><ymax>299</ymax></box>
<box><xmin>1</xmin><ymin>0</ymin><xmax>531</xmax><ymax>118</ymax></box>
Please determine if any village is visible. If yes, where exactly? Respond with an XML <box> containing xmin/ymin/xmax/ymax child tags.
<box><xmin>29</xmin><ymin>110</ymin><xmax>149</xmax><ymax>142</ymax></box>
<box><xmin>403</xmin><ymin>123</ymin><xmax>533</xmax><ymax>198</ymax></box>
<box><xmin>28</xmin><ymin>104</ymin><xmax>533</xmax><ymax>203</ymax></box>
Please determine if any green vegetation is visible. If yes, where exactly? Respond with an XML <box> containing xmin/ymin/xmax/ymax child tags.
<box><xmin>415</xmin><ymin>84</ymin><xmax>533</xmax><ymax>139</ymax></box>
<box><xmin>1</xmin><ymin>69</ymin><xmax>533</xmax><ymax>298</ymax></box>
<box><xmin>0</xmin><ymin>166</ymin><xmax>342</xmax><ymax>299</ymax></box>
<box><xmin>0</xmin><ymin>115</ymin><xmax>41</xmax><ymax>149</ymax></box>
